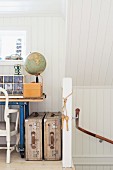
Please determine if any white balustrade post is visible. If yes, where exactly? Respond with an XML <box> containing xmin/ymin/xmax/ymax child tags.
<box><xmin>62</xmin><ymin>78</ymin><xmax>72</xmax><ymax>168</ymax></box>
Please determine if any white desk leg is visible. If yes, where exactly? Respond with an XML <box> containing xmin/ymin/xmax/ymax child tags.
<box><xmin>62</xmin><ymin>78</ymin><xmax>72</xmax><ymax>168</ymax></box>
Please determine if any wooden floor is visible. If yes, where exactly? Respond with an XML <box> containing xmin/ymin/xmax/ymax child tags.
<box><xmin>0</xmin><ymin>150</ymin><xmax>73</xmax><ymax>170</ymax></box>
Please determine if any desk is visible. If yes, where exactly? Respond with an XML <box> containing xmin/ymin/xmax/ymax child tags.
<box><xmin>0</xmin><ymin>97</ymin><xmax>44</xmax><ymax>158</ymax></box>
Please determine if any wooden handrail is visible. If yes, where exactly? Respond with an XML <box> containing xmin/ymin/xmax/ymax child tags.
<box><xmin>75</xmin><ymin>108</ymin><xmax>113</xmax><ymax>144</ymax></box>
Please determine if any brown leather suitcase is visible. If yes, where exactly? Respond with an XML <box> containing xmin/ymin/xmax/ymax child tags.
<box><xmin>44</xmin><ymin>112</ymin><xmax>62</xmax><ymax>160</ymax></box>
<box><xmin>25</xmin><ymin>112</ymin><xmax>45</xmax><ymax>160</ymax></box>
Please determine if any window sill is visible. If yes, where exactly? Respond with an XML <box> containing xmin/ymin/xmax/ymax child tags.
<box><xmin>0</xmin><ymin>60</ymin><xmax>24</xmax><ymax>66</ymax></box>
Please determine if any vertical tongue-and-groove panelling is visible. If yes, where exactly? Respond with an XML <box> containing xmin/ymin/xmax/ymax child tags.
<box><xmin>66</xmin><ymin>0</ymin><xmax>113</xmax><ymax>86</ymax></box>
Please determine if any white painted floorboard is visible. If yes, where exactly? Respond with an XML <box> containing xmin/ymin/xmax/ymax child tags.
<box><xmin>0</xmin><ymin>150</ymin><xmax>63</xmax><ymax>170</ymax></box>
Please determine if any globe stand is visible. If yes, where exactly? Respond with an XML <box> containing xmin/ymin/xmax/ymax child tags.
<box><xmin>36</xmin><ymin>76</ymin><xmax>39</xmax><ymax>83</ymax></box>
<box><xmin>35</xmin><ymin>74</ymin><xmax>40</xmax><ymax>83</ymax></box>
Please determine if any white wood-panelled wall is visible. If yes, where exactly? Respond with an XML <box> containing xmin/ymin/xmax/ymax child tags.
<box><xmin>0</xmin><ymin>15</ymin><xmax>65</xmax><ymax>121</ymax></box>
<box><xmin>65</xmin><ymin>0</ymin><xmax>113</xmax><ymax>87</ymax></box>
<box><xmin>65</xmin><ymin>0</ymin><xmax>113</xmax><ymax>169</ymax></box>
<box><xmin>73</xmin><ymin>86</ymin><xmax>113</xmax><ymax>169</ymax></box>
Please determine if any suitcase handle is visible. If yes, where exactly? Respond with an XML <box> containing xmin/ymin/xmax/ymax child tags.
<box><xmin>32</xmin><ymin>112</ymin><xmax>39</xmax><ymax>117</ymax></box>
<box><xmin>50</xmin><ymin>132</ymin><xmax>54</xmax><ymax>149</ymax></box>
<box><xmin>31</xmin><ymin>131</ymin><xmax>36</xmax><ymax>149</ymax></box>
<box><xmin>51</xmin><ymin>113</ymin><xmax>55</xmax><ymax>117</ymax></box>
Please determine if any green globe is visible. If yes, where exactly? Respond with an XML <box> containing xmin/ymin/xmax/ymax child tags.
<box><xmin>25</xmin><ymin>52</ymin><xmax>46</xmax><ymax>75</ymax></box>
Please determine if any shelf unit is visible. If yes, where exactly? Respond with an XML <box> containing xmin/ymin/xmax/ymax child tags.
<box><xmin>0</xmin><ymin>75</ymin><xmax>24</xmax><ymax>98</ymax></box>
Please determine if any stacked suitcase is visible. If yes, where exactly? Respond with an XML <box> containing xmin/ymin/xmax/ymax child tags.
<box><xmin>25</xmin><ymin>112</ymin><xmax>45</xmax><ymax>160</ymax></box>
<box><xmin>25</xmin><ymin>112</ymin><xmax>61</xmax><ymax>161</ymax></box>
<box><xmin>44</xmin><ymin>112</ymin><xmax>62</xmax><ymax>160</ymax></box>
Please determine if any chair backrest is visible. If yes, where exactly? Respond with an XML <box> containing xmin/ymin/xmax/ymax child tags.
<box><xmin>0</xmin><ymin>87</ymin><xmax>9</xmax><ymax>121</ymax></box>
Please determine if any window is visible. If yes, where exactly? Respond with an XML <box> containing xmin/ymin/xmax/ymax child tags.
<box><xmin>0</xmin><ymin>31</ymin><xmax>26</xmax><ymax>60</ymax></box>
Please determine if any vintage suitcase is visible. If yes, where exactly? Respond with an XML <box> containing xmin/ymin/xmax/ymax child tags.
<box><xmin>25</xmin><ymin>112</ymin><xmax>45</xmax><ymax>160</ymax></box>
<box><xmin>44</xmin><ymin>112</ymin><xmax>62</xmax><ymax>160</ymax></box>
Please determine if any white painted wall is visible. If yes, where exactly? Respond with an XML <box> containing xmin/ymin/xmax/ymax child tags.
<box><xmin>0</xmin><ymin>0</ymin><xmax>65</xmax><ymax>16</ymax></box>
<box><xmin>73</xmin><ymin>86</ymin><xmax>113</xmax><ymax>169</ymax></box>
<box><xmin>0</xmin><ymin>15</ymin><xmax>65</xmax><ymax>118</ymax></box>
<box><xmin>65</xmin><ymin>0</ymin><xmax>113</xmax><ymax>86</ymax></box>
<box><xmin>65</xmin><ymin>0</ymin><xmax>113</xmax><ymax>169</ymax></box>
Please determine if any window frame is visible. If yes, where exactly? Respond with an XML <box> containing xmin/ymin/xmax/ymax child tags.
<box><xmin>0</xmin><ymin>25</ymin><xmax>31</xmax><ymax>64</ymax></box>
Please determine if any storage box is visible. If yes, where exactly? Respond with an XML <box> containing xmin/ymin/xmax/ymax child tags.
<box><xmin>23</xmin><ymin>83</ymin><xmax>42</xmax><ymax>98</ymax></box>
<box><xmin>25</xmin><ymin>112</ymin><xmax>45</xmax><ymax>160</ymax></box>
<box><xmin>44</xmin><ymin>112</ymin><xmax>62</xmax><ymax>160</ymax></box>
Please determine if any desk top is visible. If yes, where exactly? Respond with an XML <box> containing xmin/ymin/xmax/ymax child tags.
<box><xmin>0</xmin><ymin>96</ymin><xmax>45</xmax><ymax>102</ymax></box>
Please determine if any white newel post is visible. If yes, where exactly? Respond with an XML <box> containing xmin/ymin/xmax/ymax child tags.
<box><xmin>62</xmin><ymin>78</ymin><xmax>72</xmax><ymax>168</ymax></box>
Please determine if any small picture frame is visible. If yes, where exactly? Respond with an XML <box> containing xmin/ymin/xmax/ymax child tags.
<box><xmin>14</xmin><ymin>83</ymin><xmax>23</xmax><ymax>90</ymax></box>
<box><xmin>13</xmin><ymin>83</ymin><xmax>23</xmax><ymax>94</ymax></box>
<box><xmin>0</xmin><ymin>84</ymin><xmax>3</xmax><ymax>88</ymax></box>
<box><xmin>4</xmin><ymin>83</ymin><xmax>13</xmax><ymax>94</ymax></box>
<box><xmin>14</xmin><ymin>76</ymin><xmax>23</xmax><ymax>83</ymax></box>
<box><xmin>4</xmin><ymin>76</ymin><xmax>13</xmax><ymax>83</ymax></box>
<box><xmin>4</xmin><ymin>83</ymin><xmax>13</xmax><ymax>90</ymax></box>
